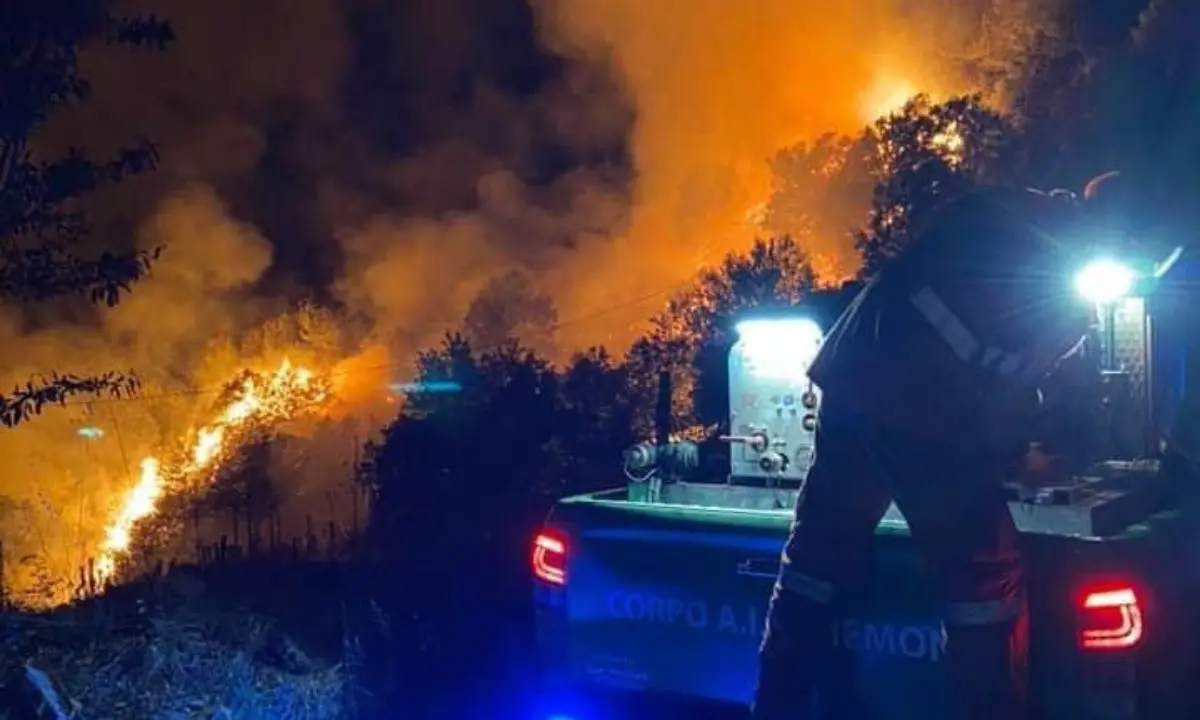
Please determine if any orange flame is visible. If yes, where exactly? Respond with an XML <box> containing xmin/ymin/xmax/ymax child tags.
<box><xmin>860</xmin><ymin>77</ymin><xmax>918</xmax><ymax>123</ymax></box>
<box><xmin>94</xmin><ymin>359</ymin><xmax>330</xmax><ymax>583</ymax></box>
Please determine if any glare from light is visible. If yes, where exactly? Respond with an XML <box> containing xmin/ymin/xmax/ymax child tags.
<box><xmin>387</xmin><ymin>380</ymin><xmax>463</xmax><ymax>394</ymax></box>
<box><xmin>1154</xmin><ymin>245</ymin><xmax>1184</xmax><ymax>279</ymax></box>
<box><xmin>77</xmin><ymin>426</ymin><xmax>104</xmax><ymax>439</ymax></box>
<box><xmin>734</xmin><ymin>317</ymin><xmax>824</xmax><ymax>381</ymax></box>
<box><xmin>735</xmin><ymin>317</ymin><xmax>824</xmax><ymax>345</ymax></box>
<box><xmin>1074</xmin><ymin>259</ymin><xmax>1136</xmax><ymax>304</ymax></box>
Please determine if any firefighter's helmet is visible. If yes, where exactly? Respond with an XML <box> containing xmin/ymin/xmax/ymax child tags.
<box><xmin>1083</xmin><ymin>170</ymin><xmax>1122</xmax><ymax>202</ymax></box>
<box><xmin>1081</xmin><ymin>170</ymin><xmax>1129</xmax><ymax>229</ymax></box>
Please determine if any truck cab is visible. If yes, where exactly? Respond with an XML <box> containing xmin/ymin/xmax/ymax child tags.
<box><xmin>532</xmin><ymin>254</ymin><xmax>1200</xmax><ymax>719</ymax></box>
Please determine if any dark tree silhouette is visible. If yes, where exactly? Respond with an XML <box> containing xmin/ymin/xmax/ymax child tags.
<box><xmin>1068</xmin><ymin>0</ymin><xmax>1200</xmax><ymax>231</ymax></box>
<box><xmin>0</xmin><ymin>0</ymin><xmax>173</xmax><ymax>426</ymax></box>
<box><xmin>550</xmin><ymin>347</ymin><xmax>636</xmax><ymax>493</ymax></box>
<box><xmin>367</xmin><ymin>336</ymin><xmax>562</xmax><ymax>554</ymax></box>
<box><xmin>361</xmin><ymin>331</ymin><xmax>639</xmax><ymax>596</ymax></box>
<box><xmin>203</xmin><ymin>435</ymin><xmax>281</xmax><ymax>554</ymax></box>
<box><xmin>855</xmin><ymin>94</ymin><xmax>1017</xmax><ymax>275</ymax></box>
<box><xmin>626</xmin><ymin>236</ymin><xmax>820</xmax><ymax>433</ymax></box>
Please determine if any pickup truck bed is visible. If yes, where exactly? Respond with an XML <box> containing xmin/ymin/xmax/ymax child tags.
<box><xmin>532</xmin><ymin>482</ymin><xmax>1197</xmax><ymax>719</ymax></box>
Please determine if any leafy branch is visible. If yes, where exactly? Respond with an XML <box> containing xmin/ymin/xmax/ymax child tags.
<box><xmin>0</xmin><ymin>371</ymin><xmax>140</xmax><ymax>427</ymax></box>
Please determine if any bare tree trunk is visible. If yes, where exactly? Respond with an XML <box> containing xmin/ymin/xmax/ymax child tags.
<box><xmin>245</xmin><ymin>490</ymin><xmax>257</xmax><ymax>556</ymax></box>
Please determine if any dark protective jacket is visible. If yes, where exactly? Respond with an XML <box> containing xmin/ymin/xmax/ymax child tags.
<box><xmin>809</xmin><ymin>188</ymin><xmax>1095</xmax><ymax>451</ymax></box>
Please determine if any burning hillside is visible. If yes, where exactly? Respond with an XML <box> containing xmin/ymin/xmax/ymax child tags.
<box><xmin>93</xmin><ymin>360</ymin><xmax>332</xmax><ymax>585</ymax></box>
<box><xmin>0</xmin><ymin>0</ymin><xmax>1054</xmax><ymax>605</ymax></box>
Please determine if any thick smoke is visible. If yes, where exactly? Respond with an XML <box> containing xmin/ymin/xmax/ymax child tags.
<box><xmin>0</xmin><ymin>184</ymin><xmax>274</xmax><ymax>600</ymax></box>
<box><xmin>532</xmin><ymin>0</ymin><xmax>1064</xmax><ymax>347</ymax></box>
<box><xmin>1</xmin><ymin>0</ymin><xmax>1059</xmax><ymax>598</ymax></box>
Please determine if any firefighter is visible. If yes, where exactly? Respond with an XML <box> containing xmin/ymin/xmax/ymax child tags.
<box><xmin>752</xmin><ymin>173</ymin><xmax>1128</xmax><ymax>719</ymax></box>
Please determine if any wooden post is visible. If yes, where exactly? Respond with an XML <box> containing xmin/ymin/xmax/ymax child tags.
<box><xmin>655</xmin><ymin>371</ymin><xmax>672</xmax><ymax>446</ymax></box>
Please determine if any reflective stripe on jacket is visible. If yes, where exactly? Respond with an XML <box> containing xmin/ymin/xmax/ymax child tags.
<box><xmin>809</xmin><ymin>188</ymin><xmax>1091</xmax><ymax>446</ymax></box>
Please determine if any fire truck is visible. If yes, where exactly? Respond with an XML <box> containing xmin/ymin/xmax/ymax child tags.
<box><xmin>531</xmin><ymin>251</ymin><xmax>1200</xmax><ymax>719</ymax></box>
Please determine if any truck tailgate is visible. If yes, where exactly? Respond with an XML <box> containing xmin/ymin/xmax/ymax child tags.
<box><xmin>547</xmin><ymin>497</ymin><xmax>959</xmax><ymax>718</ymax></box>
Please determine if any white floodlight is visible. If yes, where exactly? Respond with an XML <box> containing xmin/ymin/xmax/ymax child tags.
<box><xmin>734</xmin><ymin>317</ymin><xmax>824</xmax><ymax>380</ymax></box>
<box><xmin>1074</xmin><ymin>259</ymin><xmax>1136</xmax><ymax>304</ymax></box>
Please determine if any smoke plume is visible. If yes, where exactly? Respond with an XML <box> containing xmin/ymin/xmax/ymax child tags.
<box><xmin>1</xmin><ymin>0</ymin><xmax>1060</xmax><ymax>598</ymax></box>
<box><xmin>532</xmin><ymin>0</ymin><xmax>1064</xmax><ymax>347</ymax></box>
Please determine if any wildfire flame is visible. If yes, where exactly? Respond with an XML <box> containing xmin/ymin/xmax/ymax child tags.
<box><xmin>94</xmin><ymin>359</ymin><xmax>331</xmax><ymax>582</ymax></box>
<box><xmin>862</xmin><ymin>78</ymin><xmax>966</xmax><ymax>167</ymax></box>
<box><xmin>931</xmin><ymin>121</ymin><xmax>965</xmax><ymax>166</ymax></box>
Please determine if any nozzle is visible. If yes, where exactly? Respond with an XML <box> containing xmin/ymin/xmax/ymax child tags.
<box><xmin>718</xmin><ymin>432</ymin><xmax>769</xmax><ymax>452</ymax></box>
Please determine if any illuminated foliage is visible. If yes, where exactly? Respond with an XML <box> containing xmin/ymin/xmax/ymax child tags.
<box><xmin>856</xmin><ymin>94</ymin><xmax>1017</xmax><ymax>275</ymax></box>
<box><xmin>765</xmin><ymin>133</ymin><xmax>876</xmax><ymax>274</ymax></box>
<box><xmin>0</xmin><ymin>0</ymin><xmax>173</xmax><ymax>426</ymax></box>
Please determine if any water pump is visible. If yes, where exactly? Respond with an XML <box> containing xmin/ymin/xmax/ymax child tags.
<box><xmin>721</xmin><ymin>314</ymin><xmax>824</xmax><ymax>484</ymax></box>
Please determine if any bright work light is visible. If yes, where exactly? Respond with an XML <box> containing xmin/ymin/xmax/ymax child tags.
<box><xmin>1074</xmin><ymin>259</ymin><xmax>1136</xmax><ymax>304</ymax></box>
<box><xmin>735</xmin><ymin>317</ymin><xmax>824</xmax><ymax>349</ymax></box>
<box><xmin>734</xmin><ymin>317</ymin><xmax>824</xmax><ymax>380</ymax></box>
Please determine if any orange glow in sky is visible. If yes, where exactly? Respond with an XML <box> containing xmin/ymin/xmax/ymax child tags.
<box><xmin>859</xmin><ymin>77</ymin><xmax>919</xmax><ymax>123</ymax></box>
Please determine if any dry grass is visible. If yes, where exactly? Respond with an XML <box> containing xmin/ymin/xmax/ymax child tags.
<box><xmin>0</xmin><ymin>572</ymin><xmax>347</xmax><ymax>719</ymax></box>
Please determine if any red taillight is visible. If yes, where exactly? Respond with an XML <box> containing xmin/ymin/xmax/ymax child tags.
<box><xmin>533</xmin><ymin>530</ymin><xmax>567</xmax><ymax>585</ymax></box>
<box><xmin>1078</xmin><ymin>584</ymin><xmax>1144</xmax><ymax>651</ymax></box>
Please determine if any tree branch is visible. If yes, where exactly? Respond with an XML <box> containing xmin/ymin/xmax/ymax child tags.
<box><xmin>0</xmin><ymin>371</ymin><xmax>140</xmax><ymax>427</ymax></box>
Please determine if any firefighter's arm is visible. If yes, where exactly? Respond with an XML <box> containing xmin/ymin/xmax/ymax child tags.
<box><xmin>978</xmin><ymin>383</ymin><xmax>1044</xmax><ymax>456</ymax></box>
<box><xmin>1004</xmin><ymin>335</ymin><xmax>1098</xmax><ymax>483</ymax></box>
<box><xmin>980</xmin><ymin>388</ymin><xmax>1071</xmax><ymax>487</ymax></box>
